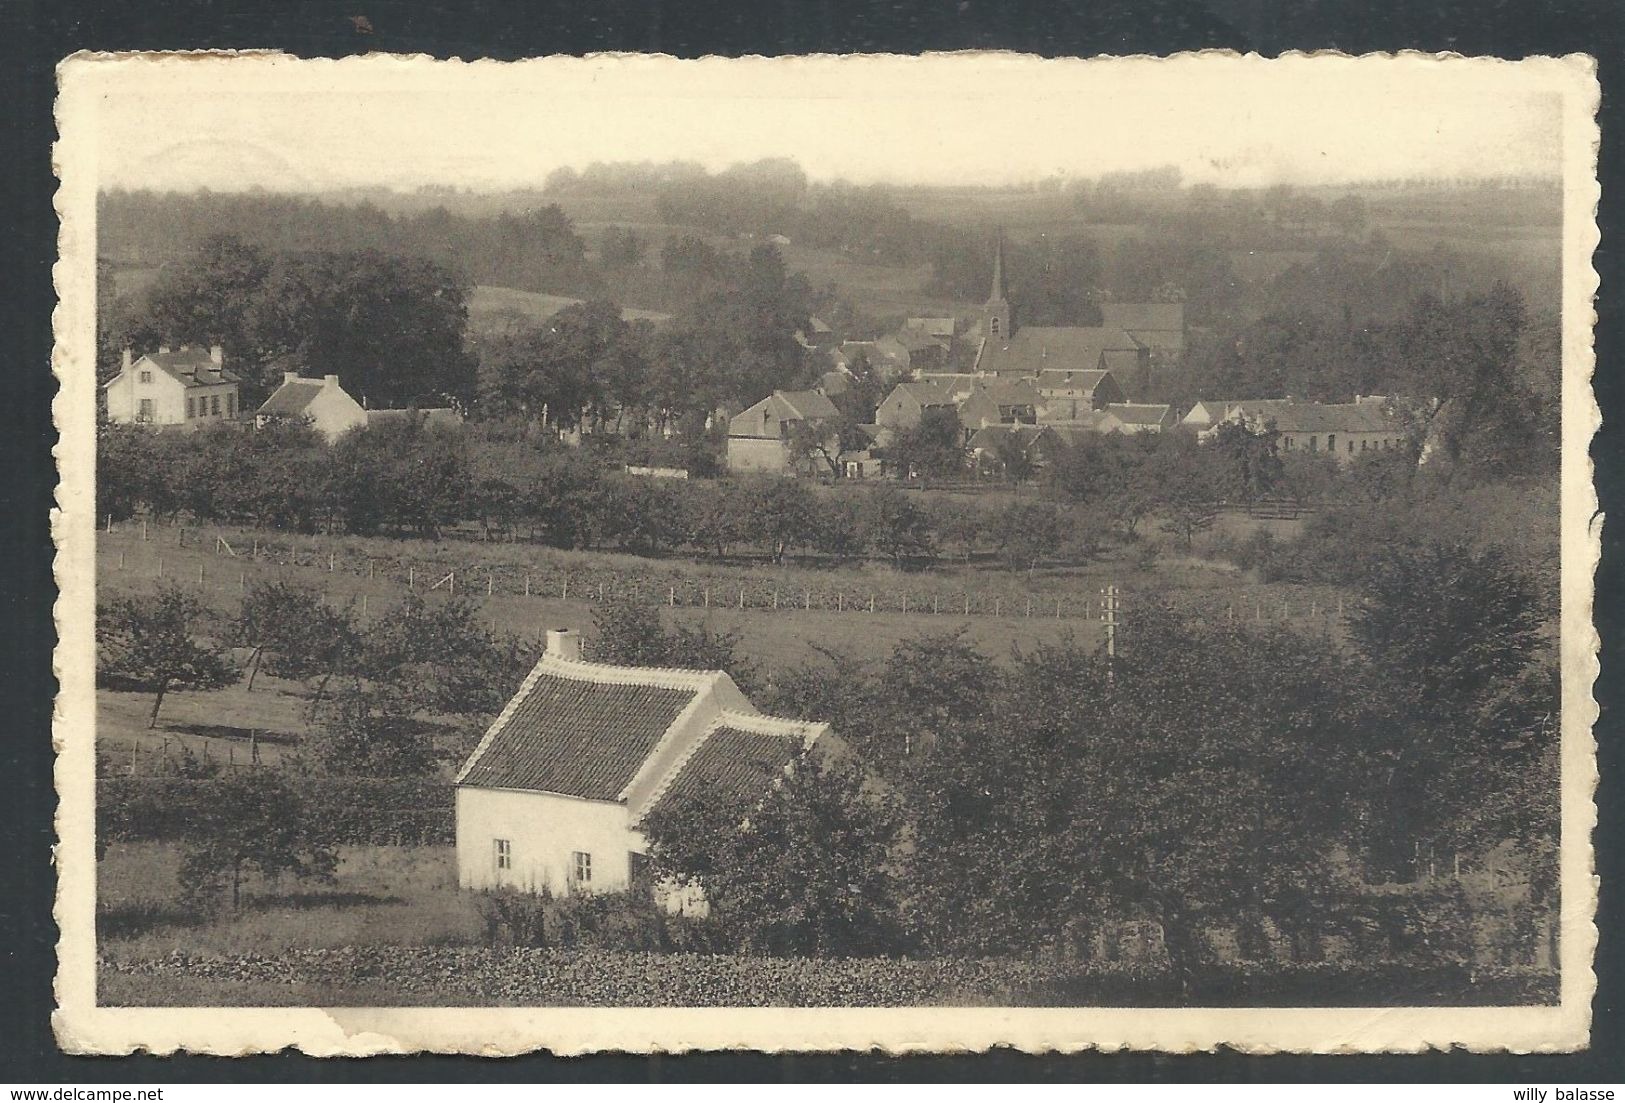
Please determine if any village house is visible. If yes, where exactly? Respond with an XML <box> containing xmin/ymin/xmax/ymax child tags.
<box><xmin>102</xmin><ymin>345</ymin><xmax>241</xmax><ymax>428</ymax></box>
<box><xmin>1099</xmin><ymin>403</ymin><xmax>1177</xmax><ymax>435</ymax></box>
<box><xmin>1034</xmin><ymin>368</ymin><xmax>1127</xmax><ymax>423</ymax></box>
<box><xmin>967</xmin><ymin>424</ymin><xmax>1066</xmax><ymax>476</ymax></box>
<box><xmin>955</xmin><ymin>378</ymin><xmax>1042</xmax><ymax>434</ymax></box>
<box><xmin>1180</xmin><ymin>399</ymin><xmax>1249</xmax><ymax>434</ymax></box>
<box><xmin>725</xmin><ymin>388</ymin><xmax>841</xmax><ymax>475</ymax></box>
<box><xmin>256</xmin><ymin>371</ymin><xmax>369</xmax><ymax>442</ymax></box>
<box><xmin>833</xmin><ymin>337</ymin><xmax>912</xmax><ymax>381</ymax></box>
<box><xmin>454</xmin><ymin>628</ymin><xmax>832</xmax><ymax>908</ymax></box>
<box><xmin>874</xmin><ymin>380</ymin><xmax>957</xmax><ymax>433</ymax></box>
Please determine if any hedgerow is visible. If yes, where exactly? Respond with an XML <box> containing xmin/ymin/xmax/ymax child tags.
<box><xmin>99</xmin><ymin>776</ymin><xmax>454</xmax><ymax>847</ymax></box>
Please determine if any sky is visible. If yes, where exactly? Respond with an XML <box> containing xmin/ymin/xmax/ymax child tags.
<box><xmin>76</xmin><ymin>53</ymin><xmax>1567</xmax><ymax>192</ymax></box>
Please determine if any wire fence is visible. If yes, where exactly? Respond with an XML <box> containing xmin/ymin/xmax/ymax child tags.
<box><xmin>100</xmin><ymin>518</ymin><xmax>1364</xmax><ymax>631</ymax></box>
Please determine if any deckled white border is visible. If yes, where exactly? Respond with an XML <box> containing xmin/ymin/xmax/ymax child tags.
<box><xmin>51</xmin><ymin>50</ymin><xmax>1600</xmax><ymax>1056</ymax></box>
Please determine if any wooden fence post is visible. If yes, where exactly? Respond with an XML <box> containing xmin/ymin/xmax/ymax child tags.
<box><xmin>994</xmin><ymin>598</ymin><xmax>1000</xmax><ymax>617</ymax></box>
<box><xmin>239</xmin><ymin>571</ymin><xmax>245</xmax><ymax>592</ymax></box>
<box><xmin>1056</xmin><ymin>598</ymin><xmax>1062</xmax><ymax>619</ymax></box>
<box><xmin>1025</xmin><ymin>598</ymin><xmax>1031</xmax><ymax>617</ymax></box>
<box><xmin>106</xmin><ymin>514</ymin><xmax>113</xmax><ymax>533</ymax></box>
<box><xmin>964</xmin><ymin>594</ymin><xmax>970</xmax><ymax>615</ymax></box>
<box><xmin>524</xmin><ymin>575</ymin><xmax>531</xmax><ymax>597</ymax></box>
<box><xmin>408</xmin><ymin>567</ymin><xmax>416</xmax><ymax>591</ymax></box>
<box><xmin>669</xmin><ymin>586</ymin><xmax>675</xmax><ymax>606</ymax></box>
<box><xmin>117</xmin><ymin>550</ymin><xmax>126</xmax><ymax>570</ymax></box>
<box><xmin>360</xmin><ymin>594</ymin><xmax>367</xmax><ymax>616</ymax></box>
<box><xmin>738</xmin><ymin>587</ymin><xmax>745</xmax><ymax>609</ymax></box>
<box><xmin>252</xmin><ymin>538</ymin><xmax>258</xmax><ymax>560</ymax></box>
<box><xmin>704</xmin><ymin>587</ymin><xmax>710</xmax><ymax>608</ymax></box>
<box><xmin>368</xmin><ymin>560</ymin><xmax>375</xmax><ymax>580</ymax></box>
<box><xmin>869</xmin><ymin>594</ymin><xmax>875</xmax><ymax>614</ymax></box>
<box><xmin>562</xmin><ymin>579</ymin><xmax>568</xmax><ymax>600</ymax></box>
<box><xmin>837</xmin><ymin>592</ymin><xmax>843</xmax><ymax>612</ymax></box>
<box><xmin>140</xmin><ymin>519</ymin><xmax>147</xmax><ymax>542</ymax></box>
<box><xmin>156</xmin><ymin>556</ymin><xmax>164</xmax><ymax>578</ymax></box>
<box><xmin>487</xmin><ymin>575</ymin><xmax>494</xmax><ymax>596</ymax></box>
<box><xmin>772</xmin><ymin>588</ymin><xmax>778</xmax><ymax>610</ymax></box>
<box><xmin>902</xmin><ymin>593</ymin><xmax>907</xmax><ymax>614</ymax></box>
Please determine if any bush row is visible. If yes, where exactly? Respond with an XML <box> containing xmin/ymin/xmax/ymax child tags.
<box><xmin>98</xmin><ymin>776</ymin><xmax>455</xmax><ymax>847</ymax></box>
<box><xmin>100</xmin><ymin>947</ymin><xmax>1559</xmax><ymax>1007</ymax></box>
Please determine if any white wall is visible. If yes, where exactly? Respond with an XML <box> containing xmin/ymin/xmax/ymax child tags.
<box><xmin>727</xmin><ymin>436</ymin><xmax>789</xmax><ymax>473</ymax></box>
<box><xmin>306</xmin><ymin>384</ymin><xmax>369</xmax><ymax>442</ymax></box>
<box><xmin>456</xmin><ymin>786</ymin><xmax>638</xmax><ymax>895</ymax></box>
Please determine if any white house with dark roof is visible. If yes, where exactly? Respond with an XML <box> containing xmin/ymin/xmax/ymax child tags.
<box><xmin>102</xmin><ymin>345</ymin><xmax>241</xmax><ymax>427</ymax></box>
<box><xmin>255</xmin><ymin>371</ymin><xmax>368</xmax><ymax>442</ymax></box>
<box><xmin>454</xmin><ymin>628</ymin><xmax>830</xmax><ymax>906</ymax></box>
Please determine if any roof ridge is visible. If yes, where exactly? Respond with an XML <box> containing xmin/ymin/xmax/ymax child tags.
<box><xmin>543</xmin><ymin>654</ymin><xmax>727</xmax><ymax>691</ymax></box>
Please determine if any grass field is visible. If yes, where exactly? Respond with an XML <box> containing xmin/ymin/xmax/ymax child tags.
<box><xmin>467</xmin><ymin>284</ymin><xmax>672</xmax><ymax>331</ymax></box>
<box><xmin>99</xmin><ymin>843</ymin><xmax>482</xmax><ymax>962</ymax></box>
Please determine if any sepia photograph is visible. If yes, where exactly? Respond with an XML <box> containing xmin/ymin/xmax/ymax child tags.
<box><xmin>50</xmin><ymin>52</ymin><xmax>1599</xmax><ymax>1054</ymax></box>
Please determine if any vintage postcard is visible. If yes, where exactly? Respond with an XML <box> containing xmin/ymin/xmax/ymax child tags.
<box><xmin>52</xmin><ymin>52</ymin><xmax>1599</xmax><ymax>1055</ymax></box>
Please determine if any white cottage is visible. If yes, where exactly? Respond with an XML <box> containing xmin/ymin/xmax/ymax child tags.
<box><xmin>256</xmin><ymin>371</ymin><xmax>369</xmax><ymax>442</ymax></box>
<box><xmin>454</xmin><ymin>629</ymin><xmax>830</xmax><ymax>903</ymax></box>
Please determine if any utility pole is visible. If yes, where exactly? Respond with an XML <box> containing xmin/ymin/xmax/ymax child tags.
<box><xmin>1102</xmin><ymin>584</ymin><xmax>1119</xmax><ymax>662</ymax></box>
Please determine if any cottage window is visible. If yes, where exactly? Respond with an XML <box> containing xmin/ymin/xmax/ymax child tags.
<box><xmin>1348</xmin><ymin>440</ymin><xmax>1355</xmax><ymax>454</ymax></box>
<box><xmin>211</xmin><ymin>395</ymin><xmax>221</xmax><ymax>416</ymax></box>
<box><xmin>137</xmin><ymin>399</ymin><xmax>153</xmax><ymax>422</ymax></box>
<box><xmin>573</xmin><ymin>851</ymin><xmax>593</xmax><ymax>884</ymax></box>
<box><xmin>1308</xmin><ymin>435</ymin><xmax>1318</xmax><ymax>453</ymax></box>
<box><xmin>1326</xmin><ymin>434</ymin><xmax>1337</xmax><ymax>453</ymax></box>
<box><xmin>186</xmin><ymin>397</ymin><xmax>195</xmax><ymax>419</ymax></box>
<box><xmin>138</xmin><ymin>370</ymin><xmax>152</xmax><ymax>384</ymax></box>
<box><xmin>493</xmin><ymin>838</ymin><xmax>511</xmax><ymax>870</ymax></box>
<box><xmin>226</xmin><ymin>394</ymin><xmax>235</xmax><ymax>417</ymax></box>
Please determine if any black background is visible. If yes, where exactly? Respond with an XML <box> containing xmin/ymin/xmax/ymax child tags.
<box><xmin>2</xmin><ymin>0</ymin><xmax>1620</xmax><ymax>1083</ymax></box>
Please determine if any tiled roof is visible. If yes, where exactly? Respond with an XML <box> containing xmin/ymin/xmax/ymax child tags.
<box><xmin>1099</xmin><ymin>302</ymin><xmax>1185</xmax><ymax>333</ymax></box>
<box><xmin>968</xmin><ymin>424</ymin><xmax>1048</xmax><ymax>452</ymax></box>
<box><xmin>1253</xmin><ymin>402</ymin><xmax>1396</xmax><ymax>434</ymax></box>
<box><xmin>366</xmin><ymin>407</ymin><xmax>464</xmax><ymax>428</ymax></box>
<box><xmin>636</xmin><ymin>714</ymin><xmax>819</xmax><ymax>825</ymax></box>
<box><xmin>457</xmin><ymin>668</ymin><xmax>699</xmax><ymax>799</ymax></box>
<box><xmin>1104</xmin><ymin>403</ymin><xmax>1173</xmax><ymax>426</ymax></box>
<box><xmin>891</xmin><ymin>381</ymin><xmax>955</xmax><ymax>406</ymax></box>
<box><xmin>775</xmin><ymin>390</ymin><xmax>840</xmax><ymax>421</ymax></box>
<box><xmin>141</xmin><ymin>348</ymin><xmax>241</xmax><ymax>387</ymax></box>
<box><xmin>974</xmin><ymin>326</ymin><xmax>1141</xmax><ymax>376</ymax></box>
<box><xmin>257</xmin><ymin>380</ymin><xmax>324</xmax><ymax>416</ymax></box>
<box><xmin>818</xmin><ymin>370</ymin><xmax>851</xmax><ymax>396</ymax></box>
<box><xmin>1036</xmin><ymin>368</ymin><xmax>1110</xmax><ymax>392</ymax></box>
<box><xmin>905</xmin><ymin>316</ymin><xmax>957</xmax><ymax>339</ymax></box>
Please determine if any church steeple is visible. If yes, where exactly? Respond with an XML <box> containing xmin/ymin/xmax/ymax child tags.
<box><xmin>984</xmin><ymin>229</ymin><xmax>1013</xmax><ymax>342</ymax></box>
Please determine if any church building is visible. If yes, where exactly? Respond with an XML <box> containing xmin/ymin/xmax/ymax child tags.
<box><xmin>968</xmin><ymin>235</ymin><xmax>1154</xmax><ymax>395</ymax></box>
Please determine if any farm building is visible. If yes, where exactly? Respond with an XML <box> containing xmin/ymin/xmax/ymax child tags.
<box><xmin>725</xmin><ymin>389</ymin><xmax>841</xmax><ymax>475</ymax></box>
<box><xmin>256</xmin><ymin>371</ymin><xmax>368</xmax><ymax>442</ymax></box>
<box><xmin>967</xmin><ymin>423</ymin><xmax>1067</xmax><ymax>475</ymax></box>
<box><xmin>366</xmin><ymin>406</ymin><xmax>465</xmax><ymax>431</ymax></box>
<box><xmin>1099</xmin><ymin>301</ymin><xmax>1186</xmax><ymax>358</ymax></box>
<box><xmin>454</xmin><ymin>629</ymin><xmax>831</xmax><ymax>906</ymax></box>
<box><xmin>102</xmin><ymin>345</ymin><xmax>241</xmax><ymax>427</ymax></box>
<box><xmin>1231</xmin><ymin>400</ymin><xmax>1407</xmax><ymax>461</ymax></box>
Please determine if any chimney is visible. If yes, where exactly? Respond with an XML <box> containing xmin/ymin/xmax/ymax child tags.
<box><xmin>209</xmin><ymin>345</ymin><xmax>223</xmax><ymax>366</ymax></box>
<box><xmin>121</xmin><ymin>348</ymin><xmax>132</xmax><ymax>371</ymax></box>
<box><xmin>323</xmin><ymin>374</ymin><xmax>340</xmax><ymax>387</ymax></box>
<box><xmin>545</xmin><ymin>628</ymin><xmax>582</xmax><ymax>662</ymax></box>
<box><xmin>284</xmin><ymin>371</ymin><xmax>301</xmax><ymax>385</ymax></box>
